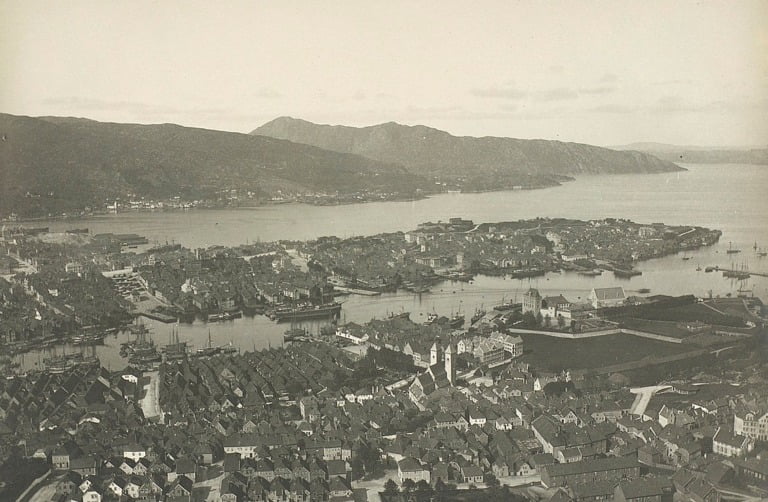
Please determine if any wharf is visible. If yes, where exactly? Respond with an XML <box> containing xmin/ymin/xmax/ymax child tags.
<box><xmin>333</xmin><ymin>286</ymin><xmax>382</xmax><ymax>296</ymax></box>
<box><xmin>714</xmin><ymin>267</ymin><xmax>768</xmax><ymax>278</ymax></box>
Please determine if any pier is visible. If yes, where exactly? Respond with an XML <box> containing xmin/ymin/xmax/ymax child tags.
<box><xmin>712</xmin><ymin>266</ymin><xmax>768</xmax><ymax>278</ymax></box>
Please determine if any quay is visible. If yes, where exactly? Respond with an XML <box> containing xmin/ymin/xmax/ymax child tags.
<box><xmin>713</xmin><ymin>267</ymin><xmax>768</xmax><ymax>278</ymax></box>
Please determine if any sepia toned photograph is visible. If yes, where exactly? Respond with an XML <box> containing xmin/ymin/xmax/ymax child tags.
<box><xmin>0</xmin><ymin>1</ymin><xmax>766</xmax><ymax>500</ymax></box>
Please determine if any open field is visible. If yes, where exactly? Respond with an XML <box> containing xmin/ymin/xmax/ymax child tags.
<box><xmin>520</xmin><ymin>333</ymin><xmax>695</xmax><ymax>372</ymax></box>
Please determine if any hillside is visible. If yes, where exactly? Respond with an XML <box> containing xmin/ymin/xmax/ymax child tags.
<box><xmin>610</xmin><ymin>142</ymin><xmax>768</xmax><ymax>164</ymax></box>
<box><xmin>252</xmin><ymin>117</ymin><xmax>684</xmax><ymax>178</ymax></box>
<box><xmin>0</xmin><ymin>114</ymin><xmax>429</xmax><ymax>218</ymax></box>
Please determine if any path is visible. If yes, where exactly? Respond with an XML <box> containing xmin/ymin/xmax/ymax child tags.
<box><xmin>629</xmin><ymin>385</ymin><xmax>670</xmax><ymax>416</ymax></box>
<box><xmin>139</xmin><ymin>371</ymin><xmax>163</xmax><ymax>423</ymax></box>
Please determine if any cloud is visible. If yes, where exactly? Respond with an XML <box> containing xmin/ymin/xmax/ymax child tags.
<box><xmin>534</xmin><ymin>88</ymin><xmax>579</xmax><ymax>101</ymax></box>
<box><xmin>579</xmin><ymin>86</ymin><xmax>616</xmax><ymax>95</ymax></box>
<box><xmin>590</xmin><ymin>104</ymin><xmax>635</xmax><ymax>114</ymax></box>
<box><xmin>470</xmin><ymin>87</ymin><xmax>528</xmax><ymax>99</ymax></box>
<box><xmin>40</xmin><ymin>97</ymin><xmax>211</xmax><ymax>115</ymax></box>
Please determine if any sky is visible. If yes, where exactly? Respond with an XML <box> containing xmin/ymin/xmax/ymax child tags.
<box><xmin>1</xmin><ymin>1</ymin><xmax>767</xmax><ymax>146</ymax></box>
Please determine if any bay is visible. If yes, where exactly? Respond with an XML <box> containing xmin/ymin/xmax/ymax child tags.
<box><xmin>16</xmin><ymin>164</ymin><xmax>768</xmax><ymax>371</ymax></box>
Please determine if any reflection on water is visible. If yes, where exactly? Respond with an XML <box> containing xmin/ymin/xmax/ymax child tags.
<box><xmin>16</xmin><ymin>164</ymin><xmax>768</xmax><ymax>371</ymax></box>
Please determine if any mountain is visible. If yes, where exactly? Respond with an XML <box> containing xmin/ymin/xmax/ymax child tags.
<box><xmin>0</xmin><ymin>114</ymin><xmax>429</xmax><ymax>218</ymax></box>
<box><xmin>610</xmin><ymin>142</ymin><xmax>768</xmax><ymax>165</ymax></box>
<box><xmin>252</xmin><ymin>117</ymin><xmax>684</xmax><ymax>178</ymax></box>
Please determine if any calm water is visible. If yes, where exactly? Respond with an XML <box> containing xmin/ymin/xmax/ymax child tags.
<box><xmin>16</xmin><ymin>164</ymin><xmax>768</xmax><ymax>370</ymax></box>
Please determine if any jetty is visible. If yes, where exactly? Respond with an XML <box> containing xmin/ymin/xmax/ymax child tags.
<box><xmin>716</xmin><ymin>267</ymin><xmax>768</xmax><ymax>278</ymax></box>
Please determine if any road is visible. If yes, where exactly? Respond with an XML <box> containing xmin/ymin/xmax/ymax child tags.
<box><xmin>629</xmin><ymin>385</ymin><xmax>670</xmax><ymax>416</ymax></box>
<box><xmin>139</xmin><ymin>371</ymin><xmax>163</xmax><ymax>423</ymax></box>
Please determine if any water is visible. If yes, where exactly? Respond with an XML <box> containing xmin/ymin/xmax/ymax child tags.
<box><xmin>16</xmin><ymin>164</ymin><xmax>768</xmax><ymax>371</ymax></box>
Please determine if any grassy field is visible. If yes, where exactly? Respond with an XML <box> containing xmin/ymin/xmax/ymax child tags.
<box><xmin>520</xmin><ymin>333</ymin><xmax>695</xmax><ymax>372</ymax></box>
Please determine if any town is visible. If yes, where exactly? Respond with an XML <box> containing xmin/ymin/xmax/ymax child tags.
<box><xmin>0</xmin><ymin>218</ymin><xmax>766</xmax><ymax>502</ymax></box>
<box><xmin>0</xmin><ymin>217</ymin><xmax>723</xmax><ymax>359</ymax></box>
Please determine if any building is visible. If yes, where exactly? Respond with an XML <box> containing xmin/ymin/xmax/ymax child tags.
<box><xmin>489</xmin><ymin>332</ymin><xmax>524</xmax><ymax>357</ymax></box>
<box><xmin>398</xmin><ymin>457</ymin><xmax>431</xmax><ymax>484</ymax></box>
<box><xmin>523</xmin><ymin>288</ymin><xmax>542</xmax><ymax>314</ymax></box>
<box><xmin>734</xmin><ymin>407</ymin><xmax>768</xmax><ymax>441</ymax></box>
<box><xmin>614</xmin><ymin>477</ymin><xmax>675</xmax><ymax>502</ymax></box>
<box><xmin>589</xmin><ymin>287</ymin><xmax>626</xmax><ymax>309</ymax></box>
<box><xmin>713</xmin><ymin>427</ymin><xmax>754</xmax><ymax>457</ymax></box>
<box><xmin>540</xmin><ymin>295</ymin><xmax>571</xmax><ymax>319</ymax></box>
<box><xmin>540</xmin><ymin>457</ymin><xmax>640</xmax><ymax>488</ymax></box>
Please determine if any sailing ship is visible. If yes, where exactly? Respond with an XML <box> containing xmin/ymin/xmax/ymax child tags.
<box><xmin>470</xmin><ymin>305</ymin><xmax>486</xmax><ymax>325</ymax></box>
<box><xmin>726</xmin><ymin>241</ymin><xmax>741</xmax><ymax>254</ymax></box>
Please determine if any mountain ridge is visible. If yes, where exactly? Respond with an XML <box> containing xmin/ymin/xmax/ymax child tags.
<box><xmin>252</xmin><ymin>116</ymin><xmax>685</xmax><ymax>177</ymax></box>
<box><xmin>0</xmin><ymin>113</ymin><xmax>429</xmax><ymax>218</ymax></box>
<box><xmin>610</xmin><ymin>142</ymin><xmax>768</xmax><ymax>164</ymax></box>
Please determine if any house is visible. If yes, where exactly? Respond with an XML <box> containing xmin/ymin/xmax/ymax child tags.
<box><xmin>168</xmin><ymin>475</ymin><xmax>194</xmax><ymax>498</ymax></box>
<box><xmin>540</xmin><ymin>295</ymin><xmax>571</xmax><ymax>319</ymax></box>
<box><xmin>52</xmin><ymin>444</ymin><xmax>78</xmax><ymax>470</ymax></box>
<box><xmin>56</xmin><ymin>471</ymin><xmax>82</xmax><ymax>496</ymax></box>
<box><xmin>614</xmin><ymin>476</ymin><xmax>675</xmax><ymax>502</ymax></box>
<box><xmin>523</xmin><ymin>288</ymin><xmax>542</xmax><ymax>314</ymax></box>
<box><xmin>734</xmin><ymin>407</ymin><xmax>768</xmax><ymax>441</ymax></box>
<box><xmin>540</xmin><ymin>457</ymin><xmax>640</xmax><ymax>488</ymax></box>
<box><xmin>70</xmin><ymin>455</ymin><xmax>99</xmax><ymax>476</ymax></box>
<box><xmin>713</xmin><ymin>427</ymin><xmax>754</xmax><ymax>457</ymax></box>
<box><xmin>398</xmin><ymin>457</ymin><xmax>430</xmax><ymax>484</ymax></box>
<box><xmin>588</xmin><ymin>287</ymin><xmax>626</xmax><ymax>308</ymax></box>
<box><xmin>461</xmin><ymin>464</ymin><xmax>484</xmax><ymax>484</ymax></box>
<box><xmin>123</xmin><ymin>443</ymin><xmax>146</xmax><ymax>461</ymax></box>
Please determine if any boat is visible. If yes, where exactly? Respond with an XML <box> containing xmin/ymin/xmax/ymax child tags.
<box><xmin>43</xmin><ymin>352</ymin><xmax>99</xmax><ymax>374</ymax></box>
<box><xmin>637</xmin><ymin>288</ymin><xmax>651</xmax><ymax>294</ymax></box>
<box><xmin>207</xmin><ymin>311</ymin><xmax>242</xmax><ymax>322</ymax></box>
<box><xmin>220</xmin><ymin>342</ymin><xmax>238</xmax><ymax>354</ymax></box>
<box><xmin>578</xmin><ymin>269</ymin><xmax>602</xmax><ymax>276</ymax></box>
<box><xmin>726</xmin><ymin>242</ymin><xmax>741</xmax><ymax>254</ymax></box>
<box><xmin>195</xmin><ymin>330</ymin><xmax>220</xmax><ymax>358</ymax></box>
<box><xmin>284</xmin><ymin>328</ymin><xmax>308</xmax><ymax>342</ymax></box>
<box><xmin>424</xmin><ymin>313</ymin><xmax>439</xmax><ymax>325</ymax></box>
<box><xmin>388</xmin><ymin>310</ymin><xmax>410</xmax><ymax>321</ymax></box>
<box><xmin>470</xmin><ymin>306</ymin><xmax>486</xmax><ymax>325</ymax></box>
<box><xmin>268</xmin><ymin>302</ymin><xmax>342</xmax><ymax>322</ymax></box>
<box><xmin>449</xmin><ymin>305</ymin><xmax>465</xmax><ymax>329</ymax></box>
<box><xmin>696</xmin><ymin>264</ymin><xmax>702</xmax><ymax>271</ymax></box>
<box><xmin>449</xmin><ymin>314</ymin><xmax>465</xmax><ymax>329</ymax></box>
<box><xmin>704</xmin><ymin>266</ymin><xmax>716</xmax><ymax>273</ymax></box>
<box><xmin>72</xmin><ymin>331</ymin><xmax>107</xmax><ymax>345</ymax></box>
<box><xmin>613</xmin><ymin>268</ymin><xmax>642</xmax><ymax>278</ymax></box>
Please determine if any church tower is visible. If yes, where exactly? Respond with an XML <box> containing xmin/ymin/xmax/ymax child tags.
<box><xmin>445</xmin><ymin>343</ymin><xmax>455</xmax><ymax>384</ymax></box>
<box><xmin>430</xmin><ymin>342</ymin><xmax>439</xmax><ymax>366</ymax></box>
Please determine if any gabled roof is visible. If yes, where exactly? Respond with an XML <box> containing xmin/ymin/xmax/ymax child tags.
<box><xmin>591</xmin><ymin>287</ymin><xmax>625</xmax><ymax>300</ymax></box>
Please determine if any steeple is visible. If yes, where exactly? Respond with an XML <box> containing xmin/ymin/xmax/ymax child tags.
<box><xmin>445</xmin><ymin>343</ymin><xmax>455</xmax><ymax>384</ymax></box>
<box><xmin>430</xmin><ymin>342</ymin><xmax>439</xmax><ymax>366</ymax></box>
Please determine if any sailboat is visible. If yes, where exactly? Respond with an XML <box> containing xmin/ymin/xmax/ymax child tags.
<box><xmin>196</xmin><ymin>329</ymin><xmax>220</xmax><ymax>357</ymax></box>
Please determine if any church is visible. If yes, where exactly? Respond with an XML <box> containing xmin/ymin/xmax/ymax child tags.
<box><xmin>408</xmin><ymin>341</ymin><xmax>456</xmax><ymax>402</ymax></box>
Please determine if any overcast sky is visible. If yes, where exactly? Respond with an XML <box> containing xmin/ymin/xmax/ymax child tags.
<box><xmin>2</xmin><ymin>1</ymin><xmax>766</xmax><ymax>146</ymax></box>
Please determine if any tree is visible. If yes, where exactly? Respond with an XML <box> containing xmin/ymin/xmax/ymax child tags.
<box><xmin>435</xmin><ymin>478</ymin><xmax>447</xmax><ymax>493</ymax></box>
<box><xmin>535</xmin><ymin>312</ymin><xmax>543</xmax><ymax>327</ymax></box>
<box><xmin>544</xmin><ymin>314</ymin><xmax>551</xmax><ymax>328</ymax></box>
<box><xmin>485</xmin><ymin>472</ymin><xmax>500</xmax><ymax>487</ymax></box>
<box><xmin>383</xmin><ymin>479</ymin><xmax>399</xmax><ymax>495</ymax></box>
<box><xmin>557</xmin><ymin>314</ymin><xmax>566</xmax><ymax>329</ymax></box>
<box><xmin>416</xmin><ymin>479</ymin><xmax>433</xmax><ymax>494</ymax></box>
<box><xmin>402</xmin><ymin>478</ymin><xmax>416</xmax><ymax>493</ymax></box>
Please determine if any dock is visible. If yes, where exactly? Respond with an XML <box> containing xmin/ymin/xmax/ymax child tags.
<box><xmin>712</xmin><ymin>267</ymin><xmax>768</xmax><ymax>278</ymax></box>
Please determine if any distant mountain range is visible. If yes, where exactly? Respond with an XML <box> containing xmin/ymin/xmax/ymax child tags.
<box><xmin>0</xmin><ymin>113</ymin><xmax>427</xmax><ymax>218</ymax></box>
<box><xmin>252</xmin><ymin>117</ymin><xmax>684</xmax><ymax>177</ymax></box>
<box><xmin>1</xmin><ymin>113</ymin><xmax>688</xmax><ymax>219</ymax></box>
<box><xmin>610</xmin><ymin>142</ymin><xmax>768</xmax><ymax>164</ymax></box>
